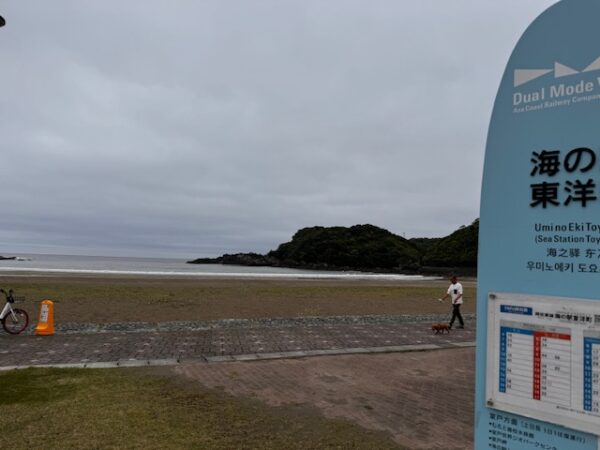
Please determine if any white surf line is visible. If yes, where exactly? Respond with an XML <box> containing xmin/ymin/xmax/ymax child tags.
<box><xmin>0</xmin><ymin>267</ymin><xmax>438</xmax><ymax>281</ymax></box>
<box><xmin>0</xmin><ymin>341</ymin><xmax>476</xmax><ymax>371</ymax></box>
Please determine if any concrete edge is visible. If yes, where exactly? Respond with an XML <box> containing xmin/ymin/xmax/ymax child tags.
<box><xmin>0</xmin><ymin>341</ymin><xmax>476</xmax><ymax>371</ymax></box>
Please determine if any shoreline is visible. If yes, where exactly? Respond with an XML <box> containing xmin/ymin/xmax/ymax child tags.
<box><xmin>0</xmin><ymin>268</ymin><xmax>444</xmax><ymax>281</ymax></box>
<box><xmin>0</xmin><ymin>271</ymin><xmax>476</xmax><ymax>284</ymax></box>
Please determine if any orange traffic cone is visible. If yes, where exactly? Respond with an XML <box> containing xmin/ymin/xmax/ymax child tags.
<box><xmin>35</xmin><ymin>300</ymin><xmax>55</xmax><ymax>336</ymax></box>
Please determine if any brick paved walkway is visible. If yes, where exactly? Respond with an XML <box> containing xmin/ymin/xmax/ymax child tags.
<box><xmin>0</xmin><ymin>319</ymin><xmax>476</xmax><ymax>449</ymax></box>
<box><xmin>175</xmin><ymin>348</ymin><xmax>475</xmax><ymax>450</ymax></box>
<box><xmin>0</xmin><ymin>320</ymin><xmax>475</xmax><ymax>368</ymax></box>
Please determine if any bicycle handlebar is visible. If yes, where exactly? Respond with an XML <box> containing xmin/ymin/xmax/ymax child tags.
<box><xmin>0</xmin><ymin>288</ymin><xmax>15</xmax><ymax>303</ymax></box>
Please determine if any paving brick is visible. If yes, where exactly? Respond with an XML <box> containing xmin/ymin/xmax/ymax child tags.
<box><xmin>175</xmin><ymin>348</ymin><xmax>475</xmax><ymax>450</ymax></box>
<box><xmin>0</xmin><ymin>321</ymin><xmax>475</xmax><ymax>367</ymax></box>
<box><xmin>0</xmin><ymin>319</ymin><xmax>477</xmax><ymax>448</ymax></box>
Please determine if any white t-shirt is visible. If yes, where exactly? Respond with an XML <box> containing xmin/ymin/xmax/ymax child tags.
<box><xmin>447</xmin><ymin>282</ymin><xmax>463</xmax><ymax>305</ymax></box>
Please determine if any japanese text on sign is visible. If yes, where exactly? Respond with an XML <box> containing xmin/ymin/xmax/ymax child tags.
<box><xmin>530</xmin><ymin>148</ymin><xmax>598</xmax><ymax>208</ymax></box>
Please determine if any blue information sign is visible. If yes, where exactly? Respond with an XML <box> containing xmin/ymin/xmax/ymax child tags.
<box><xmin>477</xmin><ymin>1</ymin><xmax>600</xmax><ymax>448</ymax></box>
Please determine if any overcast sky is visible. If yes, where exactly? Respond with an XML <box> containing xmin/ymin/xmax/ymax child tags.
<box><xmin>0</xmin><ymin>1</ymin><xmax>557</xmax><ymax>258</ymax></box>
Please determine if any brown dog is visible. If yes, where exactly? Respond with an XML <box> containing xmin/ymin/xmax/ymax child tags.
<box><xmin>432</xmin><ymin>323</ymin><xmax>450</xmax><ymax>334</ymax></box>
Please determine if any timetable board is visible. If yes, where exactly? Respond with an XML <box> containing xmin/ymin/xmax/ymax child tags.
<box><xmin>486</xmin><ymin>292</ymin><xmax>600</xmax><ymax>434</ymax></box>
<box><xmin>476</xmin><ymin>1</ymin><xmax>600</xmax><ymax>447</ymax></box>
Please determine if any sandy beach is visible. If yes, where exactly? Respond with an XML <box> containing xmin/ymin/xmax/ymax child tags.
<box><xmin>0</xmin><ymin>273</ymin><xmax>476</xmax><ymax>324</ymax></box>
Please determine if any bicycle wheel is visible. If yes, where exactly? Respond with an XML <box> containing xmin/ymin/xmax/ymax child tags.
<box><xmin>2</xmin><ymin>308</ymin><xmax>29</xmax><ymax>334</ymax></box>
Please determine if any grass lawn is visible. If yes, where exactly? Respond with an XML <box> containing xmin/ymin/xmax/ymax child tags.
<box><xmin>0</xmin><ymin>367</ymin><xmax>402</xmax><ymax>450</ymax></box>
<box><xmin>0</xmin><ymin>276</ymin><xmax>476</xmax><ymax>323</ymax></box>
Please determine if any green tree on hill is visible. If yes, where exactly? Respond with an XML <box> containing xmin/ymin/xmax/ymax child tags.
<box><xmin>268</xmin><ymin>224</ymin><xmax>421</xmax><ymax>270</ymax></box>
<box><xmin>421</xmin><ymin>219</ymin><xmax>479</xmax><ymax>267</ymax></box>
<box><xmin>189</xmin><ymin>220</ymin><xmax>480</xmax><ymax>272</ymax></box>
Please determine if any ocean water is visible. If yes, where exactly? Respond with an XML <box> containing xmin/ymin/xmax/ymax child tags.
<box><xmin>0</xmin><ymin>253</ymin><xmax>434</xmax><ymax>281</ymax></box>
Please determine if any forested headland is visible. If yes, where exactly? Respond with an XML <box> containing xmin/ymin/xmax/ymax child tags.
<box><xmin>188</xmin><ymin>220</ymin><xmax>479</xmax><ymax>275</ymax></box>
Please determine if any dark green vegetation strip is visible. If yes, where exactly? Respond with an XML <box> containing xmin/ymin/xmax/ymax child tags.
<box><xmin>0</xmin><ymin>368</ymin><xmax>402</xmax><ymax>450</ymax></box>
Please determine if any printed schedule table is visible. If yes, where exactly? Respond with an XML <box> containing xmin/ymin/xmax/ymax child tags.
<box><xmin>488</xmin><ymin>292</ymin><xmax>600</xmax><ymax>435</ymax></box>
<box><xmin>499</xmin><ymin>325</ymin><xmax>571</xmax><ymax>406</ymax></box>
<box><xmin>534</xmin><ymin>330</ymin><xmax>571</xmax><ymax>405</ymax></box>
<box><xmin>583</xmin><ymin>334</ymin><xmax>600</xmax><ymax>413</ymax></box>
<box><xmin>499</xmin><ymin>327</ymin><xmax>533</xmax><ymax>396</ymax></box>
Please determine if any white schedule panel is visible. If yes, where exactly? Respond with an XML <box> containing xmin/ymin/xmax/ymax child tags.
<box><xmin>487</xmin><ymin>292</ymin><xmax>600</xmax><ymax>434</ymax></box>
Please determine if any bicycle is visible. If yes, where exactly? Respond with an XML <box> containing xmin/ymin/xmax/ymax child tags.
<box><xmin>0</xmin><ymin>288</ymin><xmax>29</xmax><ymax>334</ymax></box>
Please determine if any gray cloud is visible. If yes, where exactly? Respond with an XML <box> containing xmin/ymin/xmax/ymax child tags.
<box><xmin>0</xmin><ymin>1</ymin><xmax>557</xmax><ymax>257</ymax></box>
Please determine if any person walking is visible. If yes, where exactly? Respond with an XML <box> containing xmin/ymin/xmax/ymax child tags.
<box><xmin>439</xmin><ymin>275</ymin><xmax>464</xmax><ymax>329</ymax></box>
